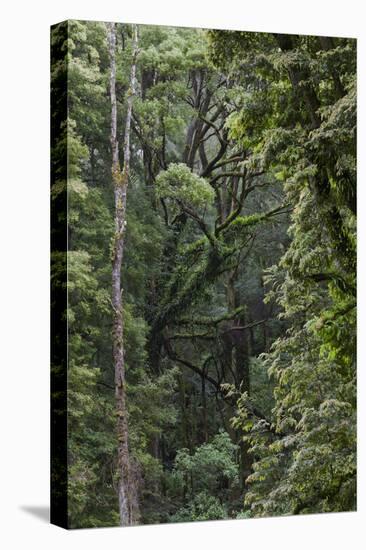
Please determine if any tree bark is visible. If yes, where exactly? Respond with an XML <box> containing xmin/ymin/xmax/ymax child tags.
<box><xmin>107</xmin><ymin>22</ymin><xmax>139</xmax><ymax>526</ymax></box>
<box><xmin>225</xmin><ymin>270</ymin><xmax>252</xmax><ymax>487</ymax></box>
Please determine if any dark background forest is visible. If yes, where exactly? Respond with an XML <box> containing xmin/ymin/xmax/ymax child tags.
<box><xmin>51</xmin><ymin>20</ymin><xmax>356</xmax><ymax>528</ymax></box>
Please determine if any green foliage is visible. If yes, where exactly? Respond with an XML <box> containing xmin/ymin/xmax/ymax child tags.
<box><xmin>55</xmin><ymin>20</ymin><xmax>356</xmax><ymax>527</ymax></box>
<box><xmin>173</xmin><ymin>432</ymin><xmax>239</xmax><ymax>494</ymax></box>
<box><xmin>209</xmin><ymin>27</ymin><xmax>356</xmax><ymax>518</ymax></box>
<box><xmin>167</xmin><ymin>432</ymin><xmax>238</xmax><ymax>522</ymax></box>
<box><xmin>171</xmin><ymin>492</ymin><xmax>227</xmax><ymax>523</ymax></box>
<box><xmin>156</xmin><ymin>163</ymin><xmax>215</xmax><ymax>208</ymax></box>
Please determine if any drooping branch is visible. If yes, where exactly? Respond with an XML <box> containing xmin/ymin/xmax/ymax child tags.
<box><xmin>222</xmin><ymin>318</ymin><xmax>270</xmax><ymax>334</ymax></box>
<box><xmin>164</xmin><ymin>340</ymin><xmax>278</xmax><ymax>434</ymax></box>
<box><xmin>210</xmin><ymin>170</ymin><xmax>247</xmax><ymax>186</ymax></box>
<box><xmin>168</xmin><ymin>332</ymin><xmax>215</xmax><ymax>341</ymax></box>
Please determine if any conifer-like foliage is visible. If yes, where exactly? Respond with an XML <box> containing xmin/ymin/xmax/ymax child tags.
<box><xmin>51</xmin><ymin>21</ymin><xmax>356</xmax><ymax>527</ymax></box>
<box><xmin>209</xmin><ymin>29</ymin><xmax>356</xmax><ymax>517</ymax></box>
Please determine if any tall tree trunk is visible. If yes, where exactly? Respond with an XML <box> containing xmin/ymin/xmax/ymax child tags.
<box><xmin>226</xmin><ymin>270</ymin><xmax>252</xmax><ymax>488</ymax></box>
<box><xmin>107</xmin><ymin>21</ymin><xmax>139</xmax><ymax>527</ymax></box>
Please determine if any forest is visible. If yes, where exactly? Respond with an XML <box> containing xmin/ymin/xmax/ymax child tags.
<box><xmin>51</xmin><ymin>20</ymin><xmax>356</xmax><ymax>528</ymax></box>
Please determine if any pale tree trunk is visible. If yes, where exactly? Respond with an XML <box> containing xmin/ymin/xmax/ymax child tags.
<box><xmin>107</xmin><ymin>21</ymin><xmax>139</xmax><ymax>527</ymax></box>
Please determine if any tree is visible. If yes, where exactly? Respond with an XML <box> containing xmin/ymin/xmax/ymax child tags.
<box><xmin>51</xmin><ymin>20</ymin><xmax>356</xmax><ymax>527</ymax></box>
<box><xmin>209</xmin><ymin>29</ymin><xmax>356</xmax><ymax>516</ymax></box>
<box><xmin>107</xmin><ymin>21</ymin><xmax>140</xmax><ymax>526</ymax></box>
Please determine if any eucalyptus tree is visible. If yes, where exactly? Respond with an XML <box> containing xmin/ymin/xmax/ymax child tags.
<box><xmin>107</xmin><ymin>21</ymin><xmax>141</xmax><ymax>526</ymax></box>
